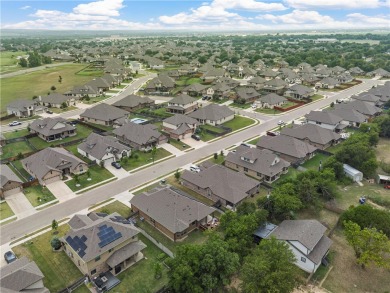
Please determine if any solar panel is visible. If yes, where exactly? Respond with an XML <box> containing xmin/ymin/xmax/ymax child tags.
<box><xmin>81</xmin><ymin>235</ymin><xmax>87</xmax><ymax>242</ymax></box>
<box><xmin>79</xmin><ymin>251</ymin><xmax>86</xmax><ymax>258</ymax></box>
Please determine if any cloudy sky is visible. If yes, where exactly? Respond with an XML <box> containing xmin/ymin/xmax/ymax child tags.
<box><xmin>1</xmin><ymin>0</ymin><xmax>389</xmax><ymax>30</ymax></box>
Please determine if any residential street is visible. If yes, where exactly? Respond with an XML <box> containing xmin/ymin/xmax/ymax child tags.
<box><xmin>0</xmin><ymin>78</ymin><xmax>384</xmax><ymax>245</ymax></box>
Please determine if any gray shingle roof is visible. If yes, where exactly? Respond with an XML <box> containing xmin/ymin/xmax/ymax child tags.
<box><xmin>112</xmin><ymin>95</ymin><xmax>153</xmax><ymax>109</ymax></box>
<box><xmin>6</xmin><ymin>99</ymin><xmax>37</xmax><ymax>110</ymax></box>
<box><xmin>113</xmin><ymin>122</ymin><xmax>163</xmax><ymax>146</ymax></box>
<box><xmin>1</xmin><ymin>164</ymin><xmax>22</xmax><ymax>188</ymax></box>
<box><xmin>280</xmin><ymin>124</ymin><xmax>341</xmax><ymax>145</ymax></box>
<box><xmin>188</xmin><ymin>104</ymin><xmax>234</xmax><ymax>122</ymax></box>
<box><xmin>259</xmin><ymin>93</ymin><xmax>287</xmax><ymax>105</ymax></box>
<box><xmin>334</xmin><ymin>100</ymin><xmax>382</xmax><ymax>116</ymax></box>
<box><xmin>40</xmin><ymin>93</ymin><xmax>71</xmax><ymax>104</ymax></box>
<box><xmin>326</xmin><ymin>108</ymin><xmax>367</xmax><ymax>123</ymax></box>
<box><xmin>29</xmin><ymin>117</ymin><xmax>75</xmax><ymax>137</ymax></box>
<box><xmin>163</xmin><ymin>114</ymin><xmax>198</xmax><ymax>126</ymax></box>
<box><xmin>305</xmin><ymin>111</ymin><xmax>343</xmax><ymax>125</ymax></box>
<box><xmin>130</xmin><ymin>187</ymin><xmax>215</xmax><ymax>233</ymax></box>
<box><xmin>106</xmin><ymin>241</ymin><xmax>146</xmax><ymax>268</ymax></box>
<box><xmin>169</xmin><ymin>94</ymin><xmax>197</xmax><ymax>105</ymax></box>
<box><xmin>81</xmin><ymin>103</ymin><xmax>129</xmax><ymax>122</ymax></box>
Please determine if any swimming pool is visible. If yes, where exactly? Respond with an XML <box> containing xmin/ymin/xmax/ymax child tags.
<box><xmin>130</xmin><ymin>118</ymin><xmax>148</xmax><ymax>124</ymax></box>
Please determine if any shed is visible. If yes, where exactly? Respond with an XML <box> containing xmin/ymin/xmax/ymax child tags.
<box><xmin>377</xmin><ymin>174</ymin><xmax>390</xmax><ymax>184</ymax></box>
<box><xmin>343</xmin><ymin>164</ymin><xmax>363</xmax><ymax>182</ymax></box>
<box><xmin>253</xmin><ymin>222</ymin><xmax>277</xmax><ymax>244</ymax></box>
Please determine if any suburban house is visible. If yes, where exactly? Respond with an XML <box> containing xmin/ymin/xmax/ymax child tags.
<box><xmin>112</xmin><ymin>95</ymin><xmax>154</xmax><ymax>112</ymax></box>
<box><xmin>78</xmin><ymin>133</ymin><xmax>131</xmax><ymax>165</ymax></box>
<box><xmin>144</xmin><ymin>74</ymin><xmax>175</xmax><ymax>95</ymax></box>
<box><xmin>80</xmin><ymin>103</ymin><xmax>129</xmax><ymax>126</ymax></box>
<box><xmin>166</xmin><ymin>94</ymin><xmax>199</xmax><ymax>114</ymax></box>
<box><xmin>315</xmin><ymin>77</ymin><xmax>339</xmax><ymax>89</ymax></box>
<box><xmin>63</xmin><ymin>212</ymin><xmax>146</xmax><ymax>281</ymax></box>
<box><xmin>162</xmin><ymin>114</ymin><xmax>198</xmax><ymax>140</ymax></box>
<box><xmin>269</xmin><ymin>220</ymin><xmax>332</xmax><ymax>273</ymax></box>
<box><xmin>202</xmin><ymin>68</ymin><xmax>227</xmax><ymax>83</ymax></box>
<box><xmin>181</xmin><ymin>163</ymin><xmax>261</xmax><ymax>208</ymax></box>
<box><xmin>130</xmin><ymin>187</ymin><xmax>215</xmax><ymax>241</ymax></box>
<box><xmin>206</xmin><ymin>83</ymin><xmax>233</xmax><ymax>99</ymax></box>
<box><xmin>39</xmin><ymin>93</ymin><xmax>76</xmax><ymax>108</ymax></box>
<box><xmin>65</xmin><ymin>85</ymin><xmax>99</xmax><ymax>98</ymax></box>
<box><xmin>0</xmin><ymin>164</ymin><xmax>23</xmax><ymax>199</ymax></box>
<box><xmin>305</xmin><ymin>111</ymin><xmax>343</xmax><ymax>131</ymax></box>
<box><xmin>247</xmin><ymin>76</ymin><xmax>266</xmax><ymax>90</ymax></box>
<box><xmin>326</xmin><ymin>108</ymin><xmax>367</xmax><ymax>128</ymax></box>
<box><xmin>336</xmin><ymin>73</ymin><xmax>353</xmax><ymax>84</ymax></box>
<box><xmin>259</xmin><ymin>68</ymin><xmax>280</xmax><ymax>80</ymax></box>
<box><xmin>263</xmin><ymin>79</ymin><xmax>288</xmax><ymax>95</ymax></box>
<box><xmin>352</xmin><ymin>94</ymin><xmax>381</xmax><ymax>106</ymax></box>
<box><xmin>6</xmin><ymin>99</ymin><xmax>47</xmax><ymax>118</ymax></box>
<box><xmin>113</xmin><ymin>122</ymin><xmax>167</xmax><ymax>150</ymax></box>
<box><xmin>256</xmin><ymin>135</ymin><xmax>317</xmax><ymax>164</ymax></box>
<box><xmin>86</xmin><ymin>77</ymin><xmax>112</xmax><ymax>93</ymax></box>
<box><xmin>225</xmin><ymin>146</ymin><xmax>290</xmax><ymax>183</ymax></box>
<box><xmin>29</xmin><ymin>117</ymin><xmax>76</xmax><ymax>142</ymax></box>
<box><xmin>366</xmin><ymin>68</ymin><xmax>390</xmax><ymax>78</ymax></box>
<box><xmin>348</xmin><ymin>67</ymin><xmax>365</xmax><ymax>76</ymax></box>
<box><xmin>234</xmin><ymin>87</ymin><xmax>261</xmax><ymax>104</ymax></box>
<box><xmin>21</xmin><ymin>147</ymin><xmax>88</xmax><ymax>185</ymax></box>
<box><xmin>0</xmin><ymin>257</ymin><xmax>49</xmax><ymax>293</ymax></box>
<box><xmin>256</xmin><ymin>93</ymin><xmax>287</xmax><ymax>109</ymax></box>
<box><xmin>189</xmin><ymin>104</ymin><xmax>234</xmax><ymax>126</ymax></box>
<box><xmin>334</xmin><ymin>100</ymin><xmax>382</xmax><ymax>119</ymax></box>
<box><xmin>182</xmin><ymin>83</ymin><xmax>208</xmax><ymax>97</ymax></box>
<box><xmin>280</xmin><ymin>124</ymin><xmax>341</xmax><ymax>150</ymax></box>
<box><xmin>285</xmin><ymin>84</ymin><xmax>315</xmax><ymax>100</ymax></box>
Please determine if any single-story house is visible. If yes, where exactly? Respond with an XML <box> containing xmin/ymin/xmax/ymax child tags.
<box><xmin>112</xmin><ymin>95</ymin><xmax>154</xmax><ymax>112</ymax></box>
<box><xmin>188</xmin><ymin>104</ymin><xmax>234</xmax><ymax>126</ymax></box>
<box><xmin>21</xmin><ymin>147</ymin><xmax>88</xmax><ymax>185</ymax></box>
<box><xmin>247</xmin><ymin>76</ymin><xmax>266</xmax><ymax>90</ymax></box>
<box><xmin>315</xmin><ymin>77</ymin><xmax>339</xmax><ymax>89</ymax></box>
<box><xmin>334</xmin><ymin>100</ymin><xmax>382</xmax><ymax>119</ymax></box>
<box><xmin>366</xmin><ymin>68</ymin><xmax>390</xmax><ymax>78</ymax></box>
<box><xmin>182</xmin><ymin>83</ymin><xmax>209</xmax><ymax>97</ymax></box>
<box><xmin>263</xmin><ymin>79</ymin><xmax>288</xmax><ymax>95</ymax></box>
<box><xmin>166</xmin><ymin>94</ymin><xmax>198</xmax><ymax>114</ymax></box>
<box><xmin>348</xmin><ymin>67</ymin><xmax>365</xmax><ymax>76</ymax></box>
<box><xmin>6</xmin><ymin>99</ymin><xmax>47</xmax><ymax>118</ymax></box>
<box><xmin>305</xmin><ymin>111</ymin><xmax>343</xmax><ymax>131</ymax></box>
<box><xmin>285</xmin><ymin>84</ymin><xmax>315</xmax><ymax>100</ymax></box>
<box><xmin>0</xmin><ymin>164</ymin><xmax>23</xmax><ymax>199</ymax></box>
<box><xmin>29</xmin><ymin>117</ymin><xmax>76</xmax><ymax>142</ymax></box>
<box><xmin>113</xmin><ymin>122</ymin><xmax>167</xmax><ymax>151</ymax></box>
<box><xmin>269</xmin><ymin>220</ymin><xmax>332</xmax><ymax>273</ymax></box>
<box><xmin>280</xmin><ymin>124</ymin><xmax>341</xmax><ymax>150</ymax></box>
<box><xmin>80</xmin><ymin>103</ymin><xmax>129</xmax><ymax>126</ymax></box>
<box><xmin>255</xmin><ymin>93</ymin><xmax>287</xmax><ymax>109</ymax></box>
<box><xmin>256</xmin><ymin>135</ymin><xmax>317</xmax><ymax>164</ymax></box>
<box><xmin>202</xmin><ymin>67</ymin><xmax>227</xmax><ymax>83</ymax></box>
<box><xmin>130</xmin><ymin>187</ymin><xmax>215</xmax><ymax>241</ymax></box>
<box><xmin>65</xmin><ymin>85</ymin><xmax>99</xmax><ymax>98</ymax></box>
<box><xmin>78</xmin><ymin>133</ymin><xmax>131</xmax><ymax>165</ymax></box>
<box><xmin>144</xmin><ymin>74</ymin><xmax>175</xmax><ymax>95</ymax></box>
<box><xmin>225</xmin><ymin>145</ymin><xmax>290</xmax><ymax>183</ymax></box>
<box><xmin>63</xmin><ymin>212</ymin><xmax>146</xmax><ymax>278</ymax></box>
<box><xmin>181</xmin><ymin>163</ymin><xmax>261</xmax><ymax>208</ymax></box>
<box><xmin>326</xmin><ymin>108</ymin><xmax>367</xmax><ymax>128</ymax></box>
<box><xmin>162</xmin><ymin>114</ymin><xmax>198</xmax><ymax>140</ymax></box>
<box><xmin>0</xmin><ymin>257</ymin><xmax>49</xmax><ymax>293</ymax></box>
<box><xmin>234</xmin><ymin>87</ymin><xmax>261</xmax><ymax>104</ymax></box>
<box><xmin>38</xmin><ymin>93</ymin><xmax>76</xmax><ymax>108</ymax></box>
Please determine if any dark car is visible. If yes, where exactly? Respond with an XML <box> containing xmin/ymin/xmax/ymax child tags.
<box><xmin>4</xmin><ymin>251</ymin><xmax>17</xmax><ymax>264</ymax></box>
<box><xmin>202</xmin><ymin>96</ymin><xmax>208</xmax><ymax>100</ymax></box>
<box><xmin>111</xmin><ymin>161</ymin><xmax>122</xmax><ymax>169</ymax></box>
<box><xmin>384</xmin><ymin>184</ymin><xmax>390</xmax><ymax>189</ymax></box>
<box><xmin>191</xmin><ymin>134</ymin><xmax>201</xmax><ymax>141</ymax></box>
<box><xmin>46</xmin><ymin>110</ymin><xmax>53</xmax><ymax>114</ymax></box>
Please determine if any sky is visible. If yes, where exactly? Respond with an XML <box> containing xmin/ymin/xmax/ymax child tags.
<box><xmin>1</xmin><ymin>0</ymin><xmax>389</xmax><ymax>31</ymax></box>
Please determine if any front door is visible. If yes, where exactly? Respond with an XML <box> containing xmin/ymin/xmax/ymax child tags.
<box><xmin>115</xmin><ymin>265</ymin><xmax>121</xmax><ymax>275</ymax></box>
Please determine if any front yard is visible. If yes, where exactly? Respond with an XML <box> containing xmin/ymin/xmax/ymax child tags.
<box><xmin>23</xmin><ymin>185</ymin><xmax>57</xmax><ymax>207</ymax></box>
<box><xmin>121</xmin><ymin>149</ymin><xmax>172</xmax><ymax>171</ymax></box>
<box><xmin>65</xmin><ymin>165</ymin><xmax>115</xmax><ymax>192</ymax></box>
<box><xmin>94</xmin><ymin>200</ymin><xmax>132</xmax><ymax>218</ymax></box>
<box><xmin>0</xmin><ymin>201</ymin><xmax>15</xmax><ymax>220</ymax></box>
<box><xmin>230</xmin><ymin>103</ymin><xmax>252</xmax><ymax>109</ymax></box>
<box><xmin>167</xmin><ymin>139</ymin><xmax>191</xmax><ymax>151</ymax></box>
<box><xmin>222</xmin><ymin>115</ymin><xmax>255</xmax><ymax>131</ymax></box>
<box><xmin>256</xmin><ymin>108</ymin><xmax>282</xmax><ymax>115</ymax></box>
<box><xmin>13</xmin><ymin>225</ymin><xmax>84</xmax><ymax>293</ymax></box>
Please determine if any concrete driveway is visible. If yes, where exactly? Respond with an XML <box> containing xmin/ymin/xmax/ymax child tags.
<box><xmin>46</xmin><ymin>181</ymin><xmax>75</xmax><ymax>203</ymax></box>
<box><xmin>159</xmin><ymin>143</ymin><xmax>183</xmax><ymax>156</ymax></box>
<box><xmin>6</xmin><ymin>192</ymin><xmax>36</xmax><ymax>219</ymax></box>
<box><xmin>105</xmin><ymin>164</ymin><xmax>129</xmax><ymax>179</ymax></box>
<box><xmin>181</xmin><ymin>137</ymin><xmax>208</xmax><ymax>149</ymax></box>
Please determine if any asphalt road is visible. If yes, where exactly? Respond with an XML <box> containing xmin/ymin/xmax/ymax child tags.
<box><xmin>0</xmin><ymin>78</ymin><xmax>384</xmax><ymax>245</ymax></box>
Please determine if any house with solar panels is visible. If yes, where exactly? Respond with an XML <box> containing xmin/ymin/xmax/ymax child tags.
<box><xmin>62</xmin><ymin>212</ymin><xmax>146</xmax><ymax>285</ymax></box>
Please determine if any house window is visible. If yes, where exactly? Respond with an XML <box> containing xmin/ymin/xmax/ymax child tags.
<box><xmin>95</xmin><ymin>256</ymin><xmax>101</xmax><ymax>262</ymax></box>
<box><xmin>301</xmin><ymin>257</ymin><xmax>306</xmax><ymax>263</ymax></box>
<box><xmin>91</xmin><ymin>269</ymin><xmax>97</xmax><ymax>275</ymax></box>
<box><xmin>109</xmin><ymin>248</ymin><xmax>114</xmax><ymax>253</ymax></box>
<box><xmin>257</xmin><ymin>172</ymin><xmax>262</xmax><ymax>177</ymax></box>
<box><xmin>316</xmin><ymin>122</ymin><xmax>322</xmax><ymax>125</ymax></box>
<box><xmin>244</xmin><ymin>167</ymin><xmax>248</xmax><ymax>172</ymax></box>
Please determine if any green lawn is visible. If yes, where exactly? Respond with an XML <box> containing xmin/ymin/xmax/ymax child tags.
<box><xmin>10</xmin><ymin>160</ymin><xmax>31</xmax><ymax>181</ymax></box>
<box><xmin>201</xmin><ymin>124</ymin><xmax>226</xmax><ymax>134</ymax></box>
<box><xmin>28</xmin><ymin>124</ymin><xmax>93</xmax><ymax>150</ymax></box>
<box><xmin>230</xmin><ymin>103</ymin><xmax>252</xmax><ymax>109</ymax></box>
<box><xmin>12</xmin><ymin>225</ymin><xmax>84</xmax><ymax>293</ymax></box>
<box><xmin>3</xmin><ymin>129</ymin><xmax>30</xmax><ymax>139</ymax></box>
<box><xmin>23</xmin><ymin>185</ymin><xmax>56</xmax><ymax>207</ymax></box>
<box><xmin>95</xmin><ymin>200</ymin><xmax>132</xmax><ymax>218</ymax></box>
<box><xmin>65</xmin><ymin>165</ymin><xmax>115</xmax><ymax>192</ymax></box>
<box><xmin>75</xmin><ymin>67</ymin><xmax>103</xmax><ymax>77</ymax></box>
<box><xmin>65</xmin><ymin>144</ymin><xmax>93</xmax><ymax>163</ymax></box>
<box><xmin>222</xmin><ymin>116</ymin><xmax>255</xmax><ymax>131</ymax></box>
<box><xmin>0</xmin><ymin>51</ymin><xmax>27</xmax><ymax>73</ymax></box>
<box><xmin>255</xmin><ymin>108</ymin><xmax>282</xmax><ymax>115</ymax></box>
<box><xmin>279</xmin><ymin>101</ymin><xmax>299</xmax><ymax>109</ymax></box>
<box><xmin>245</xmin><ymin>136</ymin><xmax>260</xmax><ymax>145</ymax></box>
<box><xmin>114</xmin><ymin>235</ymin><xmax>169</xmax><ymax>292</ymax></box>
<box><xmin>212</xmin><ymin>98</ymin><xmax>229</xmax><ymax>104</ymax></box>
<box><xmin>168</xmin><ymin>139</ymin><xmax>191</xmax><ymax>151</ymax></box>
<box><xmin>81</xmin><ymin>122</ymin><xmax>113</xmax><ymax>132</ymax></box>
<box><xmin>122</xmin><ymin>149</ymin><xmax>172</xmax><ymax>171</ymax></box>
<box><xmin>175</xmin><ymin>76</ymin><xmax>202</xmax><ymax>86</ymax></box>
<box><xmin>311</xmin><ymin>94</ymin><xmax>324</xmax><ymax>101</ymax></box>
<box><xmin>301</xmin><ymin>153</ymin><xmax>330</xmax><ymax>171</ymax></box>
<box><xmin>1</xmin><ymin>64</ymin><xmax>98</xmax><ymax>111</ymax></box>
<box><xmin>0</xmin><ymin>202</ymin><xmax>15</xmax><ymax>220</ymax></box>
<box><xmin>199</xmin><ymin>131</ymin><xmax>216</xmax><ymax>142</ymax></box>
<box><xmin>0</xmin><ymin>141</ymin><xmax>34</xmax><ymax>159</ymax></box>
<box><xmin>151</xmin><ymin>107</ymin><xmax>174</xmax><ymax>118</ymax></box>
<box><xmin>273</xmin><ymin>167</ymin><xmax>301</xmax><ymax>186</ymax></box>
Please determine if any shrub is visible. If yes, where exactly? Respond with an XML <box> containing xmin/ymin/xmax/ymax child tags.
<box><xmin>51</xmin><ymin>236</ymin><xmax>61</xmax><ymax>250</ymax></box>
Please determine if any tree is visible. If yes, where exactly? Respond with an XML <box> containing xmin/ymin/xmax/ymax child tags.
<box><xmin>236</xmin><ymin>202</ymin><xmax>256</xmax><ymax>216</ymax></box>
<box><xmin>51</xmin><ymin>85</ymin><xmax>56</xmax><ymax>91</ymax></box>
<box><xmin>241</xmin><ymin>237</ymin><xmax>299</xmax><ymax>293</ymax></box>
<box><xmin>154</xmin><ymin>262</ymin><xmax>162</xmax><ymax>279</ymax></box>
<box><xmin>61</xmin><ymin>102</ymin><xmax>68</xmax><ymax>109</ymax></box>
<box><xmin>50</xmin><ymin>236</ymin><xmax>62</xmax><ymax>250</ymax></box>
<box><xmin>74</xmin><ymin>174</ymin><xmax>80</xmax><ymax>184</ymax></box>
<box><xmin>151</xmin><ymin>146</ymin><xmax>157</xmax><ymax>163</ymax></box>
<box><xmin>52</xmin><ymin>219</ymin><xmax>58</xmax><ymax>232</ymax></box>
<box><xmin>213</xmin><ymin>153</ymin><xmax>218</xmax><ymax>160</ymax></box>
<box><xmin>167</xmin><ymin>234</ymin><xmax>239</xmax><ymax>293</ymax></box>
<box><xmin>343</xmin><ymin>221</ymin><xmax>390</xmax><ymax>269</ymax></box>
<box><xmin>28</xmin><ymin>51</ymin><xmax>42</xmax><ymax>67</ymax></box>
<box><xmin>374</xmin><ymin>115</ymin><xmax>390</xmax><ymax>138</ymax></box>
<box><xmin>58</xmin><ymin>75</ymin><xmax>62</xmax><ymax>83</ymax></box>
<box><xmin>174</xmin><ymin>169</ymin><xmax>181</xmax><ymax>181</ymax></box>
<box><xmin>19</xmin><ymin>57</ymin><xmax>28</xmax><ymax>67</ymax></box>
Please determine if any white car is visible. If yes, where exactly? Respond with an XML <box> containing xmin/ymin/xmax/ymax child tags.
<box><xmin>251</xmin><ymin>104</ymin><xmax>257</xmax><ymax>109</ymax></box>
<box><xmin>189</xmin><ymin>165</ymin><xmax>201</xmax><ymax>173</ymax></box>
<box><xmin>8</xmin><ymin>121</ymin><xmax>22</xmax><ymax>126</ymax></box>
<box><xmin>277</xmin><ymin>120</ymin><xmax>285</xmax><ymax>126</ymax></box>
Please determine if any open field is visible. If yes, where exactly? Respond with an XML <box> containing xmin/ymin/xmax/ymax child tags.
<box><xmin>0</xmin><ymin>51</ymin><xmax>27</xmax><ymax>73</ymax></box>
<box><xmin>65</xmin><ymin>165</ymin><xmax>115</xmax><ymax>192</ymax></box>
<box><xmin>13</xmin><ymin>225</ymin><xmax>84</xmax><ymax>292</ymax></box>
<box><xmin>376</xmin><ymin>138</ymin><xmax>390</xmax><ymax>164</ymax></box>
<box><xmin>0</xmin><ymin>201</ymin><xmax>15</xmax><ymax>220</ymax></box>
<box><xmin>0</xmin><ymin>64</ymin><xmax>96</xmax><ymax>111</ymax></box>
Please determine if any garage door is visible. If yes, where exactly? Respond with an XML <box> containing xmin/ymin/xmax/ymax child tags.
<box><xmin>3</xmin><ymin>186</ymin><xmax>22</xmax><ymax>197</ymax></box>
<box><xmin>44</xmin><ymin>175</ymin><xmax>61</xmax><ymax>185</ymax></box>
<box><xmin>103</xmin><ymin>157</ymin><xmax>115</xmax><ymax>164</ymax></box>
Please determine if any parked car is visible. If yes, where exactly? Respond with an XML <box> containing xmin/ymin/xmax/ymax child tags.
<box><xmin>111</xmin><ymin>161</ymin><xmax>122</xmax><ymax>169</ymax></box>
<box><xmin>207</xmin><ymin>96</ymin><xmax>212</xmax><ymax>100</ymax></box>
<box><xmin>189</xmin><ymin>165</ymin><xmax>201</xmax><ymax>173</ymax></box>
<box><xmin>202</xmin><ymin>96</ymin><xmax>208</xmax><ymax>100</ymax></box>
<box><xmin>251</xmin><ymin>104</ymin><xmax>257</xmax><ymax>109</ymax></box>
<box><xmin>4</xmin><ymin>251</ymin><xmax>17</xmax><ymax>264</ymax></box>
<box><xmin>8</xmin><ymin>121</ymin><xmax>21</xmax><ymax>126</ymax></box>
<box><xmin>384</xmin><ymin>184</ymin><xmax>390</xmax><ymax>189</ymax></box>
<box><xmin>191</xmin><ymin>134</ymin><xmax>201</xmax><ymax>141</ymax></box>
<box><xmin>277</xmin><ymin>120</ymin><xmax>285</xmax><ymax>126</ymax></box>
<box><xmin>240</xmin><ymin>143</ymin><xmax>251</xmax><ymax>147</ymax></box>
<box><xmin>46</xmin><ymin>110</ymin><xmax>53</xmax><ymax>114</ymax></box>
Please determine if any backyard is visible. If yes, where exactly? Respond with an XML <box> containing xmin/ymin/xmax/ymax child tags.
<box><xmin>0</xmin><ymin>141</ymin><xmax>34</xmax><ymax>159</ymax></box>
<box><xmin>175</xmin><ymin>76</ymin><xmax>203</xmax><ymax>86</ymax></box>
<box><xmin>1</xmin><ymin>64</ymin><xmax>99</xmax><ymax>111</ymax></box>
<box><xmin>23</xmin><ymin>185</ymin><xmax>57</xmax><ymax>207</ymax></box>
<box><xmin>121</xmin><ymin>149</ymin><xmax>173</xmax><ymax>171</ymax></box>
<box><xmin>301</xmin><ymin>153</ymin><xmax>330</xmax><ymax>171</ymax></box>
<box><xmin>0</xmin><ymin>201</ymin><xmax>15</xmax><ymax>220</ymax></box>
<box><xmin>65</xmin><ymin>165</ymin><xmax>115</xmax><ymax>192</ymax></box>
<box><xmin>12</xmin><ymin>225</ymin><xmax>84</xmax><ymax>293</ymax></box>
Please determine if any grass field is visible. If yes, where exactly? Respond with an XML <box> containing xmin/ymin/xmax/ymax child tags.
<box><xmin>122</xmin><ymin>149</ymin><xmax>172</xmax><ymax>171</ymax></box>
<box><xmin>95</xmin><ymin>200</ymin><xmax>132</xmax><ymax>218</ymax></box>
<box><xmin>0</xmin><ymin>201</ymin><xmax>15</xmax><ymax>220</ymax></box>
<box><xmin>376</xmin><ymin>138</ymin><xmax>390</xmax><ymax>163</ymax></box>
<box><xmin>3</xmin><ymin>129</ymin><xmax>30</xmax><ymax>139</ymax></box>
<box><xmin>222</xmin><ymin>116</ymin><xmax>255</xmax><ymax>131</ymax></box>
<box><xmin>0</xmin><ymin>64</ymin><xmax>96</xmax><ymax>111</ymax></box>
<box><xmin>0</xmin><ymin>141</ymin><xmax>34</xmax><ymax>159</ymax></box>
<box><xmin>23</xmin><ymin>186</ymin><xmax>56</xmax><ymax>207</ymax></box>
<box><xmin>0</xmin><ymin>51</ymin><xmax>27</xmax><ymax>73</ymax></box>
<box><xmin>13</xmin><ymin>225</ymin><xmax>84</xmax><ymax>292</ymax></box>
<box><xmin>65</xmin><ymin>165</ymin><xmax>114</xmax><ymax>192</ymax></box>
<box><xmin>175</xmin><ymin>76</ymin><xmax>202</xmax><ymax>86</ymax></box>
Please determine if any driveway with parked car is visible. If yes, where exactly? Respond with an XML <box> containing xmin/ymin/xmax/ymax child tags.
<box><xmin>105</xmin><ymin>163</ymin><xmax>129</xmax><ymax>179</ymax></box>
